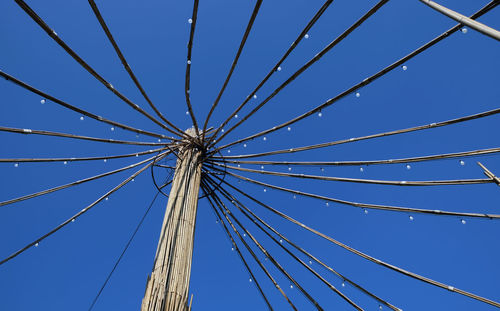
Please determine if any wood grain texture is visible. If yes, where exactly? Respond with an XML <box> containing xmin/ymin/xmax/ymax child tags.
<box><xmin>142</xmin><ymin>130</ymin><xmax>202</xmax><ymax>311</ymax></box>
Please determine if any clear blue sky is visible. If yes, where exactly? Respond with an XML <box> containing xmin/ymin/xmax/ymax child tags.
<box><xmin>1</xmin><ymin>0</ymin><xmax>500</xmax><ymax>310</ymax></box>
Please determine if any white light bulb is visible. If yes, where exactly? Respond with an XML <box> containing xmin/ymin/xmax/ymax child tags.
<box><xmin>260</xmin><ymin>165</ymin><xmax>264</xmax><ymax>170</ymax></box>
<box><xmin>80</xmin><ymin>116</ymin><xmax>84</xmax><ymax>121</ymax></box>
<box><xmin>186</xmin><ymin>111</ymin><xmax>189</xmax><ymax>115</ymax></box>
<box><xmin>461</xmin><ymin>219</ymin><xmax>466</xmax><ymax>225</ymax></box>
<box><xmin>40</xmin><ymin>99</ymin><xmax>46</xmax><ymax>104</ymax></box>
<box><xmin>342</xmin><ymin>282</ymin><xmax>345</xmax><ymax>287</ymax></box>
<box><xmin>304</xmin><ymin>33</ymin><xmax>310</xmax><ymax>39</ymax></box>
<box><xmin>111</xmin><ymin>127</ymin><xmax>115</xmax><ymax>131</ymax></box>
<box><xmin>105</xmin><ymin>197</ymin><xmax>109</xmax><ymax>201</ymax></box>
<box><xmin>402</xmin><ymin>65</ymin><xmax>407</xmax><ymax>71</ymax></box>
<box><xmin>235</xmin><ymin>114</ymin><xmax>238</xmax><ymax>118</ymax></box>
<box><xmin>187</xmin><ymin>60</ymin><xmax>191</xmax><ymax>64</ymax></box>
<box><xmin>63</xmin><ymin>161</ymin><xmax>67</xmax><ymax>165</ymax></box>
<box><xmin>288</xmin><ymin>167</ymin><xmax>292</xmax><ymax>171</ymax></box>
<box><xmin>355</xmin><ymin>92</ymin><xmax>361</xmax><ymax>98</ymax></box>
<box><xmin>461</xmin><ymin>27</ymin><xmax>468</xmax><ymax>34</ymax></box>
<box><xmin>320</xmin><ymin>167</ymin><xmax>324</xmax><ymax>172</ymax></box>
<box><xmin>364</xmin><ymin>209</ymin><xmax>368</xmax><ymax>214</ymax></box>
<box><xmin>287</xmin><ymin>126</ymin><xmax>291</xmax><ymax>131</ymax></box>
<box><xmin>253</xmin><ymin>94</ymin><xmax>257</xmax><ymax>99</ymax></box>
<box><xmin>360</xmin><ymin>167</ymin><xmax>364</xmax><ymax>172</ymax></box>
<box><xmin>325</xmin><ymin>202</ymin><xmax>329</xmax><ymax>207</ymax></box>
<box><xmin>263</xmin><ymin>137</ymin><xmax>267</xmax><ymax>141</ymax></box>
<box><xmin>243</xmin><ymin>144</ymin><xmax>247</xmax><ymax>148</ymax></box>
<box><xmin>409</xmin><ymin>215</ymin><xmax>414</xmax><ymax>221</ymax></box>
<box><xmin>243</xmin><ymin>233</ymin><xmax>246</xmax><ymax>237</ymax></box>
<box><xmin>71</xmin><ymin>218</ymin><xmax>75</xmax><ymax>223</ymax></box>
<box><xmin>263</xmin><ymin>188</ymin><xmax>267</xmax><ymax>192</ymax></box>
<box><xmin>103</xmin><ymin>159</ymin><xmax>107</xmax><ymax>163</ymax></box>
<box><xmin>221</xmin><ymin>129</ymin><xmax>225</xmax><ymax>133</ymax></box>
<box><xmin>460</xmin><ymin>160</ymin><xmax>465</xmax><ymax>166</ymax></box>
<box><xmin>231</xmin><ymin>247</ymin><xmax>234</xmax><ymax>251</ymax></box>
<box><xmin>318</xmin><ymin>112</ymin><xmax>322</xmax><ymax>117</ymax></box>
<box><xmin>227</xmin><ymin>150</ymin><xmax>231</xmax><ymax>153</ymax></box>
<box><xmin>406</xmin><ymin>164</ymin><xmax>411</xmax><ymax>170</ymax></box>
<box><xmin>249</xmin><ymin>278</ymin><xmax>252</xmax><ymax>283</ymax></box>
<box><xmin>308</xmin><ymin>260</ymin><xmax>312</xmax><ymax>265</ymax></box>
<box><xmin>14</xmin><ymin>163</ymin><xmax>19</xmax><ymax>168</ymax></box>
<box><xmin>35</xmin><ymin>243</ymin><xmax>39</xmax><ymax>247</ymax></box>
<box><xmin>293</xmin><ymin>195</ymin><xmax>296</xmax><ymax>199</ymax></box>
<box><xmin>290</xmin><ymin>284</ymin><xmax>293</xmax><ymax>289</ymax></box>
<box><xmin>277</xmin><ymin>66</ymin><xmax>282</xmax><ymax>71</ymax></box>
<box><xmin>188</xmin><ymin>18</ymin><xmax>193</xmax><ymax>24</ymax></box>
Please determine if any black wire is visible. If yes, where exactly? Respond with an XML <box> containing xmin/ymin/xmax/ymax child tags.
<box><xmin>88</xmin><ymin>191</ymin><xmax>162</xmax><ymax>311</ymax></box>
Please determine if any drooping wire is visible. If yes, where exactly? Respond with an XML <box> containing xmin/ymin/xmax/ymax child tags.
<box><xmin>88</xmin><ymin>190</ymin><xmax>163</xmax><ymax>311</ymax></box>
<box><xmin>209</xmin><ymin>0</ymin><xmax>500</xmax><ymax>154</ymax></box>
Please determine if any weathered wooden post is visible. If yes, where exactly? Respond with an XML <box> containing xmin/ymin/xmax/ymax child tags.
<box><xmin>141</xmin><ymin>130</ymin><xmax>202</xmax><ymax>311</ymax></box>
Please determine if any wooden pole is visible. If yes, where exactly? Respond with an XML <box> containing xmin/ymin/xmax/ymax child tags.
<box><xmin>142</xmin><ymin>129</ymin><xmax>202</xmax><ymax>311</ymax></box>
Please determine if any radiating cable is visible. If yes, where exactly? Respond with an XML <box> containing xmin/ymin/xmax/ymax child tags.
<box><xmin>205</xmin><ymin>0</ymin><xmax>335</xmax><ymax>147</ymax></box>
<box><xmin>0</xmin><ymin>70</ymin><xmax>173</xmax><ymax>141</ymax></box>
<box><xmin>213</xmin><ymin>173</ymin><xmax>500</xmax><ymax>309</ymax></box>
<box><xmin>210</xmin><ymin>1</ymin><xmax>500</xmax><ymax>153</ymax></box>
<box><xmin>13</xmin><ymin>0</ymin><xmax>181</xmax><ymax>136</ymax></box>
<box><xmin>213</xmin><ymin>107</ymin><xmax>500</xmax><ymax>159</ymax></box>
<box><xmin>87</xmin><ymin>0</ymin><xmax>188</xmax><ymax>138</ymax></box>
<box><xmin>0</xmin><ymin>151</ymin><xmax>169</xmax><ymax>207</ymax></box>
<box><xmin>209</xmin><ymin>0</ymin><xmax>390</xmax><ymax>147</ymax></box>
<box><xmin>0</xmin><ymin>152</ymin><xmax>167</xmax><ymax>266</ymax></box>
<box><xmin>201</xmin><ymin>0</ymin><xmax>263</xmax><ymax>143</ymax></box>
<box><xmin>0</xmin><ymin>125</ymin><xmax>168</xmax><ymax>146</ymax></box>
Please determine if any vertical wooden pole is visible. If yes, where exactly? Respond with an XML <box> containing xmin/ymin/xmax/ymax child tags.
<box><xmin>142</xmin><ymin>131</ymin><xmax>202</xmax><ymax>311</ymax></box>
